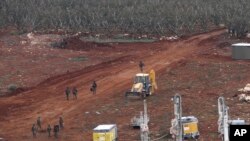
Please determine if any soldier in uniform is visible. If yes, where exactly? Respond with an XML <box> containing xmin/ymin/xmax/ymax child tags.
<box><xmin>47</xmin><ymin>124</ymin><xmax>52</xmax><ymax>137</ymax></box>
<box><xmin>59</xmin><ymin>116</ymin><xmax>64</xmax><ymax>129</ymax></box>
<box><xmin>72</xmin><ymin>87</ymin><xmax>78</xmax><ymax>99</ymax></box>
<box><xmin>37</xmin><ymin>117</ymin><xmax>42</xmax><ymax>130</ymax></box>
<box><xmin>139</xmin><ymin>61</ymin><xmax>145</xmax><ymax>72</ymax></box>
<box><xmin>53</xmin><ymin>125</ymin><xmax>59</xmax><ymax>138</ymax></box>
<box><xmin>65</xmin><ymin>87</ymin><xmax>70</xmax><ymax>100</ymax></box>
<box><xmin>31</xmin><ymin>124</ymin><xmax>37</xmax><ymax>137</ymax></box>
<box><xmin>91</xmin><ymin>81</ymin><xmax>97</xmax><ymax>95</ymax></box>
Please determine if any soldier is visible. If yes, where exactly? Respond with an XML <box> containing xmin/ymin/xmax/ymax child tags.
<box><xmin>31</xmin><ymin>124</ymin><xmax>37</xmax><ymax>137</ymax></box>
<box><xmin>54</xmin><ymin>125</ymin><xmax>59</xmax><ymax>138</ymax></box>
<box><xmin>65</xmin><ymin>87</ymin><xmax>70</xmax><ymax>100</ymax></box>
<box><xmin>37</xmin><ymin>117</ymin><xmax>42</xmax><ymax>130</ymax></box>
<box><xmin>72</xmin><ymin>87</ymin><xmax>78</xmax><ymax>100</ymax></box>
<box><xmin>47</xmin><ymin>124</ymin><xmax>52</xmax><ymax>137</ymax></box>
<box><xmin>59</xmin><ymin>116</ymin><xmax>64</xmax><ymax>129</ymax></box>
<box><xmin>139</xmin><ymin>61</ymin><xmax>145</xmax><ymax>72</ymax></box>
<box><xmin>91</xmin><ymin>81</ymin><xmax>97</xmax><ymax>95</ymax></box>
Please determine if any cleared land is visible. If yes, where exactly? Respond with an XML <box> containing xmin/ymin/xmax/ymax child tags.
<box><xmin>0</xmin><ymin>29</ymin><xmax>250</xmax><ymax>141</ymax></box>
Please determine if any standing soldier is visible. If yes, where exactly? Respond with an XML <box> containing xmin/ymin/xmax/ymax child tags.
<box><xmin>65</xmin><ymin>87</ymin><xmax>70</xmax><ymax>100</ymax></box>
<box><xmin>72</xmin><ymin>87</ymin><xmax>78</xmax><ymax>100</ymax></box>
<box><xmin>47</xmin><ymin>124</ymin><xmax>52</xmax><ymax>137</ymax></box>
<box><xmin>31</xmin><ymin>124</ymin><xmax>37</xmax><ymax>137</ymax></box>
<box><xmin>54</xmin><ymin>125</ymin><xmax>59</xmax><ymax>138</ymax></box>
<box><xmin>139</xmin><ymin>61</ymin><xmax>145</xmax><ymax>72</ymax></box>
<box><xmin>59</xmin><ymin>116</ymin><xmax>64</xmax><ymax>129</ymax></box>
<box><xmin>37</xmin><ymin>117</ymin><xmax>42</xmax><ymax>130</ymax></box>
<box><xmin>91</xmin><ymin>81</ymin><xmax>97</xmax><ymax>95</ymax></box>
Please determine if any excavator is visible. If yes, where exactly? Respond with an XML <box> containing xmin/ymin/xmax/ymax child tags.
<box><xmin>218</xmin><ymin>96</ymin><xmax>246</xmax><ymax>141</ymax></box>
<box><xmin>125</xmin><ymin>69</ymin><xmax>157</xmax><ymax>98</ymax></box>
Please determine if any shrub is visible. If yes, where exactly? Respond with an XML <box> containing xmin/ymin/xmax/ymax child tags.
<box><xmin>50</xmin><ymin>39</ymin><xmax>67</xmax><ymax>48</ymax></box>
<box><xmin>7</xmin><ymin>84</ymin><xmax>18</xmax><ymax>92</ymax></box>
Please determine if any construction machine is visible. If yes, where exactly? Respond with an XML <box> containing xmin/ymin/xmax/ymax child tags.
<box><xmin>218</xmin><ymin>96</ymin><xmax>246</xmax><ymax>141</ymax></box>
<box><xmin>170</xmin><ymin>94</ymin><xmax>200</xmax><ymax>140</ymax></box>
<box><xmin>125</xmin><ymin>70</ymin><xmax>157</xmax><ymax>98</ymax></box>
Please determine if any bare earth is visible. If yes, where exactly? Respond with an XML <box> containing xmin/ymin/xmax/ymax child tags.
<box><xmin>0</xmin><ymin>29</ymin><xmax>250</xmax><ymax>141</ymax></box>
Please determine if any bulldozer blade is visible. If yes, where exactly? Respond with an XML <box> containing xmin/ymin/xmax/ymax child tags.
<box><xmin>125</xmin><ymin>91</ymin><xmax>142</xmax><ymax>97</ymax></box>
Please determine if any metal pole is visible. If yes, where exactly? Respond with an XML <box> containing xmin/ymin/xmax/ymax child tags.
<box><xmin>174</xmin><ymin>94</ymin><xmax>182</xmax><ymax>141</ymax></box>
<box><xmin>141</xmin><ymin>100</ymin><xmax>149</xmax><ymax>141</ymax></box>
<box><xmin>218</xmin><ymin>97</ymin><xmax>230</xmax><ymax>141</ymax></box>
<box><xmin>218</xmin><ymin>97</ymin><xmax>225</xmax><ymax>134</ymax></box>
<box><xmin>144</xmin><ymin>100</ymin><xmax>148</xmax><ymax>125</ymax></box>
<box><xmin>224</xmin><ymin>107</ymin><xmax>229</xmax><ymax>141</ymax></box>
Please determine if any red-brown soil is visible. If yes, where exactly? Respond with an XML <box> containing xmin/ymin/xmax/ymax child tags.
<box><xmin>0</xmin><ymin>29</ymin><xmax>250</xmax><ymax>141</ymax></box>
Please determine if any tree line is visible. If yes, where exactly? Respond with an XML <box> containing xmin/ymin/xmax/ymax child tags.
<box><xmin>0</xmin><ymin>0</ymin><xmax>249</xmax><ymax>36</ymax></box>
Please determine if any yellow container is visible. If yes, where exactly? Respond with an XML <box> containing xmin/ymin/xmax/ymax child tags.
<box><xmin>93</xmin><ymin>124</ymin><xmax>117</xmax><ymax>141</ymax></box>
<box><xmin>183</xmin><ymin>122</ymin><xmax>198</xmax><ymax>134</ymax></box>
<box><xmin>181</xmin><ymin>116</ymin><xmax>199</xmax><ymax>139</ymax></box>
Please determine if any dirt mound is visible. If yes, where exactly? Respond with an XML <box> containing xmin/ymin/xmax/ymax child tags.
<box><xmin>217</xmin><ymin>41</ymin><xmax>231</xmax><ymax>48</ymax></box>
<box><xmin>27</xmin><ymin>33</ymin><xmax>64</xmax><ymax>46</ymax></box>
<box><xmin>26</xmin><ymin>32</ymin><xmax>112</xmax><ymax>51</ymax></box>
<box><xmin>63</xmin><ymin>36</ymin><xmax>113</xmax><ymax>51</ymax></box>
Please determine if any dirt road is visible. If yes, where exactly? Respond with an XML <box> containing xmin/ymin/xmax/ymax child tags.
<box><xmin>0</xmin><ymin>29</ymin><xmax>226</xmax><ymax>141</ymax></box>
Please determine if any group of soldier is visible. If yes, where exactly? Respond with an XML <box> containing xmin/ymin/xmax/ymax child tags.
<box><xmin>65</xmin><ymin>81</ymin><xmax>98</xmax><ymax>100</ymax></box>
<box><xmin>31</xmin><ymin>116</ymin><xmax>64</xmax><ymax>138</ymax></box>
<box><xmin>63</xmin><ymin>61</ymin><xmax>144</xmax><ymax>100</ymax></box>
<box><xmin>65</xmin><ymin>87</ymin><xmax>78</xmax><ymax>100</ymax></box>
<box><xmin>31</xmin><ymin>61</ymin><xmax>144</xmax><ymax>138</ymax></box>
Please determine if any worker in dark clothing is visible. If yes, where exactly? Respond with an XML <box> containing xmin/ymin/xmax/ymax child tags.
<box><xmin>59</xmin><ymin>116</ymin><xmax>64</xmax><ymax>129</ymax></box>
<box><xmin>90</xmin><ymin>81</ymin><xmax>97</xmax><ymax>94</ymax></box>
<box><xmin>72</xmin><ymin>87</ymin><xmax>78</xmax><ymax>100</ymax></box>
<box><xmin>47</xmin><ymin>124</ymin><xmax>52</xmax><ymax>137</ymax></box>
<box><xmin>37</xmin><ymin>117</ymin><xmax>42</xmax><ymax>130</ymax></box>
<box><xmin>65</xmin><ymin>87</ymin><xmax>70</xmax><ymax>100</ymax></box>
<box><xmin>31</xmin><ymin>124</ymin><xmax>37</xmax><ymax>137</ymax></box>
<box><xmin>139</xmin><ymin>61</ymin><xmax>145</xmax><ymax>72</ymax></box>
<box><xmin>54</xmin><ymin>125</ymin><xmax>59</xmax><ymax>138</ymax></box>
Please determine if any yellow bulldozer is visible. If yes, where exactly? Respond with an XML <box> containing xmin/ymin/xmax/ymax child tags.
<box><xmin>125</xmin><ymin>70</ymin><xmax>157</xmax><ymax>98</ymax></box>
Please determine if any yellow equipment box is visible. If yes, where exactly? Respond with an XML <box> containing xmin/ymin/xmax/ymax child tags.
<box><xmin>183</xmin><ymin>122</ymin><xmax>198</xmax><ymax>134</ymax></box>
<box><xmin>181</xmin><ymin>116</ymin><xmax>199</xmax><ymax>139</ymax></box>
<box><xmin>93</xmin><ymin>124</ymin><xmax>117</xmax><ymax>141</ymax></box>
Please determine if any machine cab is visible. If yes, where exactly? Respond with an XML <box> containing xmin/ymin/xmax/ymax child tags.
<box><xmin>134</xmin><ymin>73</ymin><xmax>150</xmax><ymax>91</ymax></box>
<box><xmin>134</xmin><ymin>73</ymin><xmax>150</xmax><ymax>83</ymax></box>
<box><xmin>134</xmin><ymin>73</ymin><xmax>150</xmax><ymax>86</ymax></box>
